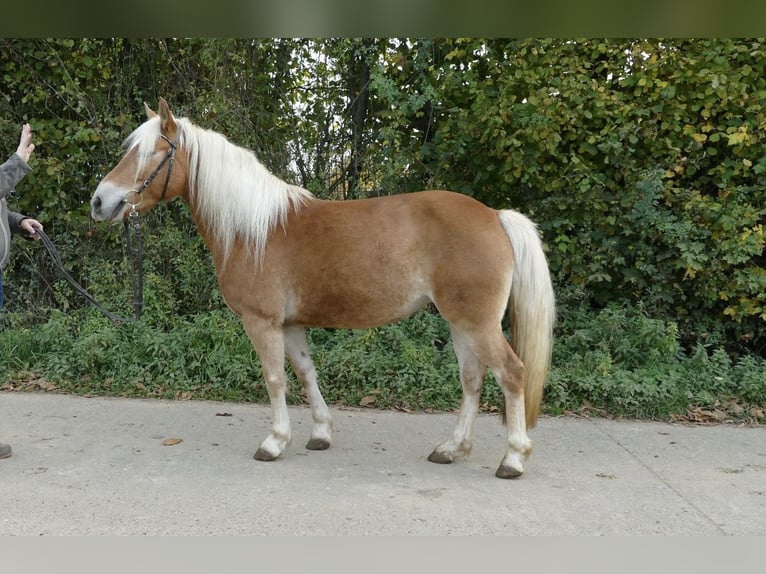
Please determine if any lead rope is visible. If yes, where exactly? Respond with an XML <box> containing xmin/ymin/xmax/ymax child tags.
<box><xmin>36</xmin><ymin>228</ymin><xmax>128</xmax><ymax>325</ymax></box>
<box><xmin>123</xmin><ymin>207</ymin><xmax>144</xmax><ymax>319</ymax></box>
<box><xmin>36</xmin><ymin>212</ymin><xmax>145</xmax><ymax>325</ymax></box>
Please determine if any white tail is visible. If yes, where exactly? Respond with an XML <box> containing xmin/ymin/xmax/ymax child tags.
<box><xmin>498</xmin><ymin>210</ymin><xmax>556</xmax><ymax>428</ymax></box>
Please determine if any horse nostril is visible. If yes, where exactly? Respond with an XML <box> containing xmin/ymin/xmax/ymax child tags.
<box><xmin>93</xmin><ymin>196</ymin><xmax>102</xmax><ymax>212</ymax></box>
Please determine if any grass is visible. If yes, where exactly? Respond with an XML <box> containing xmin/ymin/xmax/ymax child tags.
<box><xmin>1</xmin><ymin>301</ymin><xmax>764</xmax><ymax>425</ymax></box>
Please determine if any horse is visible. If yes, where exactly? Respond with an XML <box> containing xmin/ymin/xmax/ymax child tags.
<box><xmin>90</xmin><ymin>98</ymin><xmax>556</xmax><ymax>479</ymax></box>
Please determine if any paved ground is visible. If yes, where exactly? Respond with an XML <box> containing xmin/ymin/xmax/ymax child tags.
<box><xmin>1</xmin><ymin>391</ymin><xmax>764</xmax><ymax>535</ymax></box>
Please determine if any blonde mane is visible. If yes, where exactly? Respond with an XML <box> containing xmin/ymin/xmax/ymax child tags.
<box><xmin>126</xmin><ymin>115</ymin><xmax>313</xmax><ymax>264</ymax></box>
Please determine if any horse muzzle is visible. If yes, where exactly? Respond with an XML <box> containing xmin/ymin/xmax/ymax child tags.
<box><xmin>91</xmin><ymin>184</ymin><xmax>129</xmax><ymax>222</ymax></box>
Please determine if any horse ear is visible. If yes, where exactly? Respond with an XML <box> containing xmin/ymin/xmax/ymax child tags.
<box><xmin>144</xmin><ymin>102</ymin><xmax>157</xmax><ymax>119</ymax></box>
<box><xmin>157</xmin><ymin>97</ymin><xmax>177</xmax><ymax>135</ymax></box>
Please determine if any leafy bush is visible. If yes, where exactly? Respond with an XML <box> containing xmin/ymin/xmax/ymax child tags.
<box><xmin>369</xmin><ymin>38</ymin><xmax>766</xmax><ymax>354</ymax></box>
<box><xmin>0</xmin><ymin>38</ymin><xmax>763</xmax><ymax>422</ymax></box>
<box><xmin>545</xmin><ymin>287</ymin><xmax>765</xmax><ymax>420</ymax></box>
<box><xmin>2</xmin><ymin>296</ymin><xmax>763</xmax><ymax>423</ymax></box>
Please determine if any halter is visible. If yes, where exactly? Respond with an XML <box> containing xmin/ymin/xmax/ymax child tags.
<box><xmin>133</xmin><ymin>133</ymin><xmax>177</xmax><ymax>204</ymax></box>
<box><xmin>131</xmin><ymin>133</ymin><xmax>177</xmax><ymax>318</ymax></box>
<box><xmin>104</xmin><ymin>132</ymin><xmax>178</xmax><ymax>319</ymax></box>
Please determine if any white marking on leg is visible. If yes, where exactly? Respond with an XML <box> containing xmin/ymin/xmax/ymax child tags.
<box><xmin>429</xmin><ymin>328</ymin><xmax>485</xmax><ymax>463</ymax></box>
<box><xmin>495</xmin><ymin>360</ymin><xmax>532</xmax><ymax>478</ymax></box>
<box><xmin>284</xmin><ymin>326</ymin><xmax>333</xmax><ymax>448</ymax></box>
<box><xmin>243</xmin><ymin>317</ymin><xmax>292</xmax><ymax>460</ymax></box>
<box><xmin>257</xmin><ymin>368</ymin><xmax>292</xmax><ymax>458</ymax></box>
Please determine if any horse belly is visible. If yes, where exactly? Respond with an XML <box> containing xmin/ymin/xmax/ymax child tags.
<box><xmin>287</xmin><ymin>275</ymin><xmax>431</xmax><ymax>329</ymax></box>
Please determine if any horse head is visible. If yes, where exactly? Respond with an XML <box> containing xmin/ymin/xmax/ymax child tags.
<box><xmin>91</xmin><ymin>98</ymin><xmax>186</xmax><ymax>222</ymax></box>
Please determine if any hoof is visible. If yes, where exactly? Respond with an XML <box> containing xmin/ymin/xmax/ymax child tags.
<box><xmin>305</xmin><ymin>438</ymin><xmax>331</xmax><ymax>451</ymax></box>
<box><xmin>427</xmin><ymin>450</ymin><xmax>454</xmax><ymax>464</ymax></box>
<box><xmin>495</xmin><ymin>464</ymin><xmax>523</xmax><ymax>479</ymax></box>
<box><xmin>253</xmin><ymin>447</ymin><xmax>279</xmax><ymax>461</ymax></box>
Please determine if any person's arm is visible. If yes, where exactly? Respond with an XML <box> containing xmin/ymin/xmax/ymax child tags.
<box><xmin>0</xmin><ymin>123</ymin><xmax>34</xmax><ymax>199</ymax></box>
<box><xmin>8</xmin><ymin>210</ymin><xmax>27</xmax><ymax>233</ymax></box>
<box><xmin>0</xmin><ymin>154</ymin><xmax>31</xmax><ymax>200</ymax></box>
<box><xmin>8</xmin><ymin>211</ymin><xmax>43</xmax><ymax>239</ymax></box>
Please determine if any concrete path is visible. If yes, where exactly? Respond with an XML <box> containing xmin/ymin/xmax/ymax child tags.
<box><xmin>1</xmin><ymin>391</ymin><xmax>764</xmax><ymax>535</ymax></box>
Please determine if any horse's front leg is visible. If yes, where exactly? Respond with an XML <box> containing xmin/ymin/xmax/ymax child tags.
<box><xmin>284</xmin><ymin>326</ymin><xmax>333</xmax><ymax>450</ymax></box>
<box><xmin>242</xmin><ymin>315</ymin><xmax>292</xmax><ymax>461</ymax></box>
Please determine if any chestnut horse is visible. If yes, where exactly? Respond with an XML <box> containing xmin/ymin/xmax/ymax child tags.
<box><xmin>90</xmin><ymin>98</ymin><xmax>555</xmax><ymax>479</ymax></box>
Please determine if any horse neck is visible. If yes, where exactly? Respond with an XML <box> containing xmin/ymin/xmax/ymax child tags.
<box><xmin>179</xmin><ymin>127</ymin><xmax>314</xmax><ymax>270</ymax></box>
<box><xmin>184</xmin><ymin>197</ymin><xmax>231</xmax><ymax>272</ymax></box>
<box><xmin>182</xmin><ymin>184</ymin><xmax>311</xmax><ymax>274</ymax></box>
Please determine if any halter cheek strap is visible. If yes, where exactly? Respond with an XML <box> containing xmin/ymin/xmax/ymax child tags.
<box><xmin>110</xmin><ymin>134</ymin><xmax>177</xmax><ymax>223</ymax></box>
<box><xmin>134</xmin><ymin>133</ymin><xmax>177</xmax><ymax>202</ymax></box>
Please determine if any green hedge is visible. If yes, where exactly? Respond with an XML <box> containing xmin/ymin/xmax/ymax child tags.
<box><xmin>0</xmin><ymin>39</ymin><xmax>763</xmax><ymax>418</ymax></box>
<box><xmin>2</xmin><ymin>294</ymin><xmax>763</xmax><ymax>422</ymax></box>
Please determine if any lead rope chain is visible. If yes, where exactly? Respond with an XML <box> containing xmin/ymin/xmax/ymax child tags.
<box><xmin>124</xmin><ymin>205</ymin><xmax>144</xmax><ymax>319</ymax></box>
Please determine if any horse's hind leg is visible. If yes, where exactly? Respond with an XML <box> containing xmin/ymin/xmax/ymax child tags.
<box><xmin>284</xmin><ymin>325</ymin><xmax>333</xmax><ymax>450</ymax></box>
<box><xmin>471</xmin><ymin>328</ymin><xmax>531</xmax><ymax>479</ymax></box>
<box><xmin>436</xmin><ymin>323</ymin><xmax>531</xmax><ymax>478</ymax></box>
<box><xmin>242</xmin><ymin>315</ymin><xmax>292</xmax><ymax>461</ymax></box>
<box><xmin>428</xmin><ymin>326</ymin><xmax>486</xmax><ymax>464</ymax></box>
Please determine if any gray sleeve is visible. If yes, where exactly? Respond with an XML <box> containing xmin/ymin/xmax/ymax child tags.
<box><xmin>8</xmin><ymin>210</ymin><xmax>27</xmax><ymax>234</ymax></box>
<box><xmin>0</xmin><ymin>153</ymin><xmax>32</xmax><ymax>200</ymax></box>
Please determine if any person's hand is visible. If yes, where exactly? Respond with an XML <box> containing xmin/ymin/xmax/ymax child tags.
<box><xmin>20</xmin><ymin>218</ymin><xmax>43</xmax><ymax>240</ymax></box>
<box><xmin>16</xmin><ymin>123</ymin><xmax>35</xmax><ymax>164</ymax></box>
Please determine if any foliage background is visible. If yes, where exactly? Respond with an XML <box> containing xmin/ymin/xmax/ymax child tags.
<box><xmin>1</xmin><ymin>38</ymin><xmax>763</xmax><ymax>421</ymax></box>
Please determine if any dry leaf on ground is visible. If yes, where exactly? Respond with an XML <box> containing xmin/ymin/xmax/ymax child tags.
<box><xmin>162</xmin><ymin>438</ymin><xmax>183</xmax><ymax>446</ymax></box>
